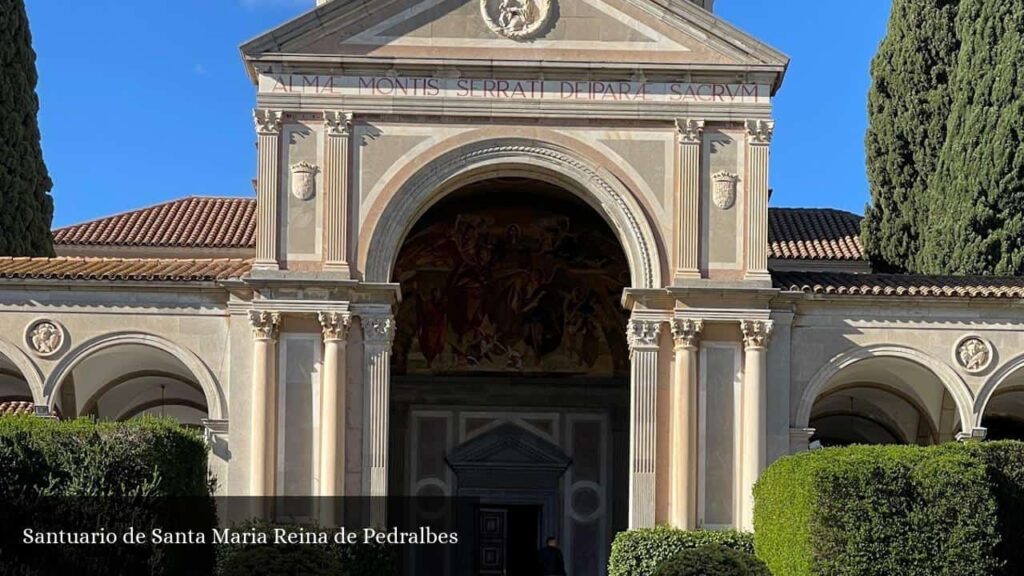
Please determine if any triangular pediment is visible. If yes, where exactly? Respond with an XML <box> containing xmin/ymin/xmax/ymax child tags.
<box><xmin>446</xmin><ymin>423</ymin><xmax>571</xmax><ymax>471</ymax></box>
<box><xmin>242</xmin><ymin>0</ymin><xmax>787</xmax><ymax>75</ymax></box>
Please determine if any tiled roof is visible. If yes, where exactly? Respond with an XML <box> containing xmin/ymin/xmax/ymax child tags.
<box><xmin>0</xmin><ymin>258</ymin><xmax>253</xmax><ymax>282</ymax></box>
<box><xmin>53</xmin><ymin>197</ymin><xmax>256</xmax><ymax>248</ymax></box>
<box><xmin>774</xmin><ymin>271</ymin><xmax>1024</xmax><ymax>299</ymax></box>
<box><xmin>0</xmin><ymin>401</ymin><xmax>35</xmax><ymax>416</ymax></box>
<box><xmin>768</xmin><ymin>208</ymin><xmax>864</xmax><ymax>261</ymax></box>
<box><xmin>53</xmin><ymin>197</ymin><xmax>867</xmax><ymax>261</ymax></box>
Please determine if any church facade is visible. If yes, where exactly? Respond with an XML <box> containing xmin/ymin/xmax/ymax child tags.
<box><xmin>3</xmin><ymin>0</ymin><xmax>1024</xmax><ymax>573</ymax></box>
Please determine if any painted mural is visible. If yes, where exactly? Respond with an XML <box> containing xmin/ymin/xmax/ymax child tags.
<box><xmin>392</xmin><ymin>181</ymin><xmax>630</xmax><ymax>376</ymax></box>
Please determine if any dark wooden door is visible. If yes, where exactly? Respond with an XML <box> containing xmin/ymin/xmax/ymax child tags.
<box><xmin>478</xmin><ymin>508</ymin><xmax>507</xmax><ymax>575</ymax></box>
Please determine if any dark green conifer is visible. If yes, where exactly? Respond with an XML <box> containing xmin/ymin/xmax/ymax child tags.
<box><xmin>0</xmin><ymin>0</ymin><xmax>54</xmax><ymax>257</ymax></box>
<box><xmin>862</xmin><ymin>0</ymin><xmax>959</xmax><ymax>272</ymax></box>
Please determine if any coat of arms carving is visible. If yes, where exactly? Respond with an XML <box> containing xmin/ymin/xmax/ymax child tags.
<box><xmin>480</xmin><ymin>0</ymin><xmax>554</xmax><ymax>40</ymax></box>
<box><xmin>712</xmin><ymin>171</ymin><xmax>739</xmax><ymax>210</ymax></box>
<box><xmin>290</xmin><ymin>162</ymin><xmax>318</xmax><ymax>201</ymax></box>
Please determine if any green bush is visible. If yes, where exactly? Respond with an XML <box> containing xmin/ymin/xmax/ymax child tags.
<box><xmin>0</xmin><ymin>416</ymin><xmax>216</xmax><ymax>575</ymax></box>
<box><xmin>653</xmin><ymin>544</ymin><xmax>771</xmax><ymax>576</ymax></box>
<box><xmin>608</xmin><ymin>526</ymin><xmax>754</xmax><ymax>576</ymax></box>
<box><xmin>753</xmin><ymin>442</ymin><xmax>1024</xmax><ymax>576</ymax></box>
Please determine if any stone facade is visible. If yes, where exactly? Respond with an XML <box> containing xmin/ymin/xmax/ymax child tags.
<box><xmin>0</xmin><ymin>1</ymin><xmax>1022</xmax><ymax>574</ymax></box>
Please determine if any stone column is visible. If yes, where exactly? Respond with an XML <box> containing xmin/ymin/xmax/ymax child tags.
<box><xmin>254</xmin><ymin>109</ymin><xmax>283</xmax><ymax>270</ymax></box>
<box><xmin>739</xmin><ymin>319</ymin><xmax>773</xmax><ymax>531</ymax></box>
<box><xmin>249</xmin><ymin>311</ymin><xmax>280</xmax><ymax>497</ymax></box>
<box><xmin>362</xmin><ymin>311</ymin><xmax>395</xmax><ymax>526</ymax></box>
<box><xmin>670</xmin><ymin>319</ymin><xmax>703</xmax><ymax>529</ymax></box>
<box><xmin>744</xmin><ymin>120</ymin><xmax>774</xmax><ymax>283</ymax></box>
<box><xmin>627</xmin><ymin>318</ymin><xmax>662</xmax><ymax>529</ymax></box>
<box><xmin>675</xmin><ymin>119</ymin><xmax>704</xmax><ymax>281</ymax></box>
<box><xmin>318</xmin><ymin>312</ymin><xmax>351</xmax><ymax>497</ymax></box>
<box><xmin>323</xmin><ymin>112</ymin><xmax>353</xmax><ymax>276</ymax></box>
<box><xmin>789</xmin><ymin>427</ymin><xmax>816</xmax><ymax>454</ymax></box>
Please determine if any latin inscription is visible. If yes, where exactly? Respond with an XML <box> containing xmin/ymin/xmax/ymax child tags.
<box><xmin>258</xmin><ymin>74</ymin><xmax>770</xmax><ymax>105</ymax></box>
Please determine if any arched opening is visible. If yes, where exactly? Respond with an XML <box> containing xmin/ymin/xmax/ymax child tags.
<box><xmin>805</xmin><ymin>356</ymin><xmax>962</xmax><ymax>447</ymax></box>
<box><xmin>52</xmin><ymin>344</ymin><xmax>209</xmax><ymax>427</ymax></box>
<box><xmin>0</xmin><ymin>354</ymin><xmax>36</xmax><ymax>416</ymax></box>
<box><xmin>389</xmin><ymin>177</ymin><xmax>629</xmax><ymax>575</ymax></box>
<box><xmin>981</xmin><ymin>385</ymin><xmax>1024</xmax><ymax>441</ymax></box>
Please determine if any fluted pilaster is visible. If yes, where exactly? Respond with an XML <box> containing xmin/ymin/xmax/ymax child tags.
<box><xmin>745</xmin><ymin>120</ymin><xmax>773</xmax><ymax>282</ymax></box>
<box><xmin>254</xmin><ymin>109</ymin><xmax>283</xmax><ymax>270</ymax></box>
<box><xmin>739</xmin><ymin>319</ymin><xmax>773</xmax><ymax>530</ymax></box>
<box><xmin>323</xmin><ymin>112</ymin><xmax>352</xmax><ymax>276</ymax></box>
<box><xmin>675</xmin><ymin>119</ymin><xmax>704</xmax><ymax>281</ymax></box>
<box><xmin>627</xmin><ymin>318</ymin><xmax>662</xmax><ymax>528</ymax></box>
<box><xmin>362</xmin><ymin>312</ymin><xmax>395</xmax><ymax>526</ymax></box>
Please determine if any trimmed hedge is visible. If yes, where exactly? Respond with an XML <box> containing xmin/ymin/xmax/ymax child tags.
<box><xmin>754</xmin><ymin>442</ymin><xmax>1024</xmax><ymax>576</ymax></box>
<box><xmin>653</xmin><ymin>544</ymin><xmax>771</xmax><ymax>576</ymax></box>
<box><xmin>0</xmin><ymin>416</ymin><xmax>216</xmax><ymax>575</ymax></box>
<box><xmin>608</xmin><ymin>526</ymin><xmax>754</xmax><ymax>576</ymax></box>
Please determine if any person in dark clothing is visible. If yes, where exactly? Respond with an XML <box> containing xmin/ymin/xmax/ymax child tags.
<box><xmin>537</xmin><ymin>536</ymin><xmax>567</xmax><ymax>576</ymax></box>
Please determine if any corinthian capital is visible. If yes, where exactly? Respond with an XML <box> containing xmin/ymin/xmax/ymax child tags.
<box><xmin>324</xmin><ymin>111</ymin><xmax>353</xmax><ymax>137</ymax></box>
<box><xmin>741</xmin><ymin>320</ymin><xmax>774</xmax><ymax>349</ymax></box>
<box><xmin>627</xmin><ymin>319</ymin><xmax>662</xmax><ymax>350</ymax></box>
<box><xmin>253</xmin><ymin>109</ymin><xmax>282</xmax><ymax>135</ymax></box>
<box><xmin>745</xmin><ymin>119</ymin><xmax>775</xmax><ymax>145</ymax></box>
<box><xmin>363</xmin><ymin>315</ymin><xmax>395</xmax><ymax>347</ymax></box>
<box><xmin>319</xmin><ymin>312</ymin><xmax>352</xmax><ymax>342</ymax></box>
<box><xmin>676</xmin><ymin>118</ymin><xmax>705</xmax><ymax>144</ymax></box>
<box><xmin>671</xmin><ymin>319</ymin><xmax>704</xmax><ymax>350</ymax></box>
<box><xmin>248</xmin><ymin>310</ymin><xmax>281</xmax><ymax>341</ymax></box>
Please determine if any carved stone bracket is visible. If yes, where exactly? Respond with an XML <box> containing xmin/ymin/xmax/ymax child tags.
<box><xmin>740</xmin><ymin>319</ymin><xmax>773</xmax><ymax>349</ymax></box>
<box><xmin>745</xmin><ymin>119</ymin><xmax>775</xmax><ymax>145</ymax></box>
<box><xmin>319</xmin><ymin>312</ymin><xmax>352</xmax><ymax>342</ymax></box>
<box><xmin>671</xmin><ymin>319</ymin><xmax>704</xmax><ymax>350</ymax></box>
<box><xmin>253</xmin><ymin>109</ymin><xmax>283</xmax><ymax>135</ymax></box>
<box><xmin>248</xmin><ymin>311</ymin><xmax>281</xmax><ymax>341</ymax></box>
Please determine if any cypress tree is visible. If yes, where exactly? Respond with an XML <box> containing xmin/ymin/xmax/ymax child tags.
<box><xmin>919</xmin><ymin>0</ymin><xmax>1024</xmax><ymax>275</ymax></box>
<box><xmin>861</xmin><ymin>0</ymin><xmax>959</xmax><ymax>272</ymax></box>
<box><xmin>0</xmin><ymin>0</ymin><xmax>54</xmax><ymax>257</ymax></box>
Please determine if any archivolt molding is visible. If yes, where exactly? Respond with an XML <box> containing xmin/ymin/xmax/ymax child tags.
<box><xmin>364</xmin><ymin>138</ymin><xmax>662</xmax><ymax>289</ymax></box>
<box><xmin>976</xmin><ymin>352</ymin><xmax>1024</xmax><ymax>422</ymax></box>
<box><xmin>0</xmin><ymin>337</ymin><xmax>45</xmax><ymax>405</ymax></box>
<box><xmin>795</xmin><ymin>343</ymin><xmax>974</xmax><ymax>432</ymax></box>
<box><xmin>44</xmin><ymin>332</ymin><xmax>226</xmax><ymax>420</ymax></box>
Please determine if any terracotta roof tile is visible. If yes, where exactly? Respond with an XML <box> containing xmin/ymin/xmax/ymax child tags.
<box><xmin>0</xmin><ymin>258</ymin><xmax>253</xmax><ymax>282</ymax></box>
<box><xmin>0</xmin><ymin>401</ymin><xmax>35</xmax><ymax>416</ymax></box>
<box><xmin>53</xmin><ymin>197</ymin><xmax>867</xmax><ymax>261</ymax></box>
<box><xmin>53</xmin><ymin>197</ymin><xmax>256</xmax><ymax>248</ymax></box>
<box><xmin>774</xmin><ymin>271</ymin><xmax>1024</xmax><ymax>299</ymax></box>
<box><xmin>768</xmin><ymin>208</ymin><xmax>864</xmax><ymax>261</ymax></box>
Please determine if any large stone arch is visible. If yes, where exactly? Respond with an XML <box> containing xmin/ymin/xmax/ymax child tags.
<box><xmin>976</xmin><ymin>352</ymin><xmax>1024</xmax><ymax>424</ymax></box>
<box><xmin>44</xmin><ymin>332</ymin><xmax>226</xmax><ymax>420</ymax></box>
<box><xmin>0</xmin><ymin>336</ymin><xmax>45</xmax><ymax>405</ymax></box>
<box><xmin>361</xmin><ymin>135</ymin><xmax>665</xmax><ymax>289</ymax></box>
<box><xmin>796</xmin><ymin>344</ymin><xmax>974</xmax><ymax>433</ymax></box>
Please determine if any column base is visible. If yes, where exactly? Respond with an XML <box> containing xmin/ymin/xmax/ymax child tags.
<box><xmin>252</xmin><ymin>259</ymin><xmax>280</xmax><ymax>271</ymax></box>
<box><xmin>743</xmin><ymin>270</ymin><xmax>772</xmax><ymax>286</ymax></box>
<box><xmin>673</xmin><ymin>269</ymin><xmax>702</xmax><ymax>284</ymax></box>
<box><xmin>322</xmin><ymin>261</ymin><xmax>352</xmax><ymax>278</ymax></box>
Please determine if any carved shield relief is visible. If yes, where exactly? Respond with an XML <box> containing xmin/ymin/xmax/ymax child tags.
<box><xmin>712</xmin><ymin>171</ymin><xmax>738</xmax><ymax>210</ymax></box>
<box><xmin>480</xmin><ymin>0</ymin><xmax>554</xmax><ymax>40</ymax></box>
<box><xmin>290</xmin><ymin>162</ymin><xmax>318</xmax><ymax>201</ymax></box>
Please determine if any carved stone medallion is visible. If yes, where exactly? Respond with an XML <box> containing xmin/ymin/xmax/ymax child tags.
<box><xmin>290</xmin><ymin>162</ymin><xmax>318</xmax><ymax>201</ymax></box>
<box><xmin>712</xmin><ymin>171</ymin><xmax>738</xmax><ymax>210</ymax></box>
<box><xmin>954</xmin><ymin>335</ymin><xmax>993</xmax><ymax>373</ymax></box>
<box><xmin>25</xmin><ymin>319</ymin><xmax>66</xmax><ymax>357</ymax></box>
<box><xmin>480</xmin><ymin>0</ymin><xmax>554</xmax><ymax>41</ymax></box>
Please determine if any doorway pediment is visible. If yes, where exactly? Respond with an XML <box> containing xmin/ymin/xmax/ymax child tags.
<box><xmin>446</xmin><ymin>422</ymin><xmax>571</xmax><ymax>472</ymax></box>
<box><xmin>242</xmin><ymin>0</ymin><xmax>787</xmax><ymax>75</ymax></box>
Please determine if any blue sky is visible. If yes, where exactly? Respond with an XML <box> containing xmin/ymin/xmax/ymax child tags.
<box><xmin>25</xmin><ymin>0</ymin><xmax>891</xmax><ymax>228</ymax></box>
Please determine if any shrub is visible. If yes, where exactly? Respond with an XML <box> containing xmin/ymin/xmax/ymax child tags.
<box><xmin>753</xmin><ymin>442</ymin><xmax>1024</xmax><ymax>576</ymax></box>
<box><xmin>0</xmin><ymin>416</ymin><xmax>216</xmax><ymax>575</ymax></box>
<box><xmin>608</xmin><ymin>526</ymin><xmax>754</xmax><ymax>576</ymax></box>
<box><xmin>653</xmin><ymin>544</ymin><xmax>771</xmax><ymax>576</ymax></box>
